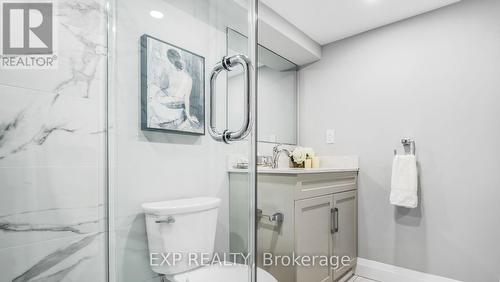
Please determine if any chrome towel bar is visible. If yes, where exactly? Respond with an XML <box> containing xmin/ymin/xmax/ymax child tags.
<box><xmin>394</xmin><ymin>138</ymin><xmax>416</xmax><ymax>156</ymax></box>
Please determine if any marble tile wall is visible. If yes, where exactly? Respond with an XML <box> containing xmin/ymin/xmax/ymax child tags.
<box><xmin>0</xmin><ymin>0</ymin><xmax>107</xmax><ymax>281</ymax></box>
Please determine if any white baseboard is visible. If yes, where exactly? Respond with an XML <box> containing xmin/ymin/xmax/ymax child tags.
<box><xmin>355</xmin><ymin>258</ymin><xmax>462</xmax><ymax>282</ymax></box>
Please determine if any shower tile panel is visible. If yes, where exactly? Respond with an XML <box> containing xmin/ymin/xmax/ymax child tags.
<box><xmin>0</xmin><ymin>232</ymin><xmax>106</xmax><ymax>282</ymax></box>
<box><xmin>0</xmin><ymin>0</ymin><xmax>107</xmax><ymax>101</ymax></box>
<box><xmin>0</xmin><ymin>85</ymin><xmax>104</xmax><ymax>248</ymax></box>
<box><xmin>0</xmin><ymin>0</ymin><xmax>107</xmax><ymax>279</ymax></box>
<box><xmin>0</xmin><ymin>85</ymin><xmax>105</xmax><ymax>166</ymax></box>
<box><xmin>0</xmin><ymin>166</ymin><xmax>103</xmax><ymax>249</ymax></box>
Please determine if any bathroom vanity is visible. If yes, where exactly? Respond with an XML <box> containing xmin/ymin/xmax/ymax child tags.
<box><xmin>229</xmin><ymin>168</ymin><xmax>358</xmax><ymax>282</ymax></box>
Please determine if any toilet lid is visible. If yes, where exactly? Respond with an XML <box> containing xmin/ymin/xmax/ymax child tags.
<box><xmin>171</xmin><ymin>263</ymin><xmax>277</xmax><ymax>282</ymax></box>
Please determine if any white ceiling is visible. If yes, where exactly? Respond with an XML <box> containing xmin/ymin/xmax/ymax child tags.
<box><xmin>260</xmin><ymin>0</ymin><xmax>460</xmax><ymax>45</ymax></box>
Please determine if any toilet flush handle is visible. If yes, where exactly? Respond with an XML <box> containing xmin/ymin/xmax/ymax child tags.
<box><xmin>155</xmin><ymin>216</ymin><xmax>175</xmax><ymax>224</ymax></box>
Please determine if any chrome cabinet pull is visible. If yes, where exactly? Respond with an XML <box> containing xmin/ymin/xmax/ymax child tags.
<box><xmin>331</xmin><ymin>208</ymin><xmax>339</xmax><ymax>234</ymax></box>
<box><xmin>334</xmin><ymin>208</ymin><xmax>339</xmax><ymax>233</ymax></box>
<box><xmin>208</xmin><ymin>54</ymin><xmax>252</xmax><ymax>143</ymax></box>
<box><xmin>331</xmin><ymin>208</ymin><xmax>335</xmax><ymax>234</ymax></box>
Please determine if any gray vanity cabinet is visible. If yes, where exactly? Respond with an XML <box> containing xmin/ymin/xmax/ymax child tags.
<box><xmin>331</xmin><ymin>190</ymin><xmax>358</xmax><ymax>281</ymax></box>
<box><xmin>295</xmin><ymin>190</ymin><xmax>358</xmax><ymax>282</ymax></box>
<box><xmin>295</xmin><ymin>195</ymin><xmax>334</xmax><ymax>282</ymax></box>
<box><xmin>229</xmin><ymin>170</ymin><xmax>358</xmax><ymax>282</ymax></box>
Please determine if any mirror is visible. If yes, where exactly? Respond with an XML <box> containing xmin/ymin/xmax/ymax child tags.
<box><xmin>227</xmin><ymin>28</ymin><xmax>298</xmax><ymax>145</ymax></box>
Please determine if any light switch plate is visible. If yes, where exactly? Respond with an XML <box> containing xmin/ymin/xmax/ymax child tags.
<box><xmin>326</xmin><ymin>129</ymin><xmax>335</xmax><ymax>144</ymax></box>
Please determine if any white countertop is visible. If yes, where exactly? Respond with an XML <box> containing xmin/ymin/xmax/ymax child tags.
<box><xmin>228</xmin><ymin>167</ymin><xmax>359</xmax><ymax>174</ymax></box>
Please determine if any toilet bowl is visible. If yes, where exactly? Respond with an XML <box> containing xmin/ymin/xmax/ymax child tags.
<box><xmin>142</xmin><ymin>197</ymin><xmax>277</xmax><ymax>282</ymax></box>
<box><xmin>171</xmin><ymin>263</ymin><xmax>276</xmax><ymax>282</ymax></box>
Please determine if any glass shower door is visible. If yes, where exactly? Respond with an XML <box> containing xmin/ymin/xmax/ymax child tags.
<box><xmin>107</xmin><ymin>0</ymin><xmax>258</xmax><ymax>282</ymax></box>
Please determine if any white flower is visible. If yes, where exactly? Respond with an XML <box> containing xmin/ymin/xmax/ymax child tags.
<box><xmin>291</xmin><ymin>147</ymin><xmax>315</xmax><ymax>164</ymax></box>
<box><xmin>291</xmin><ymin>147</ymin><xmax>307</xmax><ymax>164</ymax></box>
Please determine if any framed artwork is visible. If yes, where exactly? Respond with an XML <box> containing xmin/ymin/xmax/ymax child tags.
<box><xmin>141</xmin><ymin>34</ymin><xmax>205</xmax><ymax>135</ymax></box>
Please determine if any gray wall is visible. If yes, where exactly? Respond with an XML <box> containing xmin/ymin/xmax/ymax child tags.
<box><xmin>299</xmin><ymin>1</ymin><xmax>500</xmax><ymax>281</ymax></box>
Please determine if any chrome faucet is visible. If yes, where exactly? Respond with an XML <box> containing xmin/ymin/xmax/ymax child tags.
<box><xmin>272</xmin><ymin>144</ymin><xmax>292</xmax><ymax>169</ymax></box>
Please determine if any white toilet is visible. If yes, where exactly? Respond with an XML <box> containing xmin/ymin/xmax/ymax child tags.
<box><xmin>142</xmin><ymin>197</ymin><xmax>277</xmax><ymax>282</ymax></box>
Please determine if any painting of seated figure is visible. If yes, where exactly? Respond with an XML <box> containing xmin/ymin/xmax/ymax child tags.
<box><xmin>141</xmin><ymin>34</ymin><xmax>205</xmax><ymax>135</ymax></box>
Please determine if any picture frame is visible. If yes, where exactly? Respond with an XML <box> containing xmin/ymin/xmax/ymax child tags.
<box><xmin>140</xmin><ymin>34</ymin><xmax>206</xmax><ymax>135</ymax></box>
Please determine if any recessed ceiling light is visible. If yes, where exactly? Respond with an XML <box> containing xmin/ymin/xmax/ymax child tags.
<box><xmin>150</xmin><ymin>10</ymin><xmax>164</xmax><ymax>19</ymax></box>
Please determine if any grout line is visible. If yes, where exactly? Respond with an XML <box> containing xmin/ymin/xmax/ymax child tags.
<box><xmin>356</xmin><ymin>275</ymin><xmax>381</xmax><ymax>282</ymax></box>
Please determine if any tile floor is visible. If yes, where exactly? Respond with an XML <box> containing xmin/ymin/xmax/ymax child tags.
<box><xmin>347</xmin><ymin>275</ymin><xmax>379</xmax><ymax>282</ymax></box>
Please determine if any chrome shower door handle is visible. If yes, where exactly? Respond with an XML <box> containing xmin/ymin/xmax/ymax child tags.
<box><xmin>225</xmin><ymin>55</ymin><xmax>252</xmax><ymax>142</ymax></box>
<box><xmin>208</xmin><ymin>62</ymin><xmax>227</xmax><ymax>143</ymax></box>
<box><xmin>208</xmin><ymin>54</ymin><xmax>252</xmax><ymax>143</ymax></box>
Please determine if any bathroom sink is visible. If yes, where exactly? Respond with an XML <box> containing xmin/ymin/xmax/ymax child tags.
<box><xmin>229</xmin><ymin>167</ymin><xmax>358</xmax><ymax>174</ymax></box>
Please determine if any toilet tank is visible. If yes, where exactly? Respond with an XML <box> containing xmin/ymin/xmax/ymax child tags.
<box><xmin>142</xmin><ymin>197</ymin><xmax>221</xmax><ymax>275</ymax></box>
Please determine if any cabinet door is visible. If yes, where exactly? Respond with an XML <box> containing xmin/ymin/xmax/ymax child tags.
<box><xmin>332</xmin><ymin>191</ymin><xmax>357</xmax><ymax>281</ymax></box>
<box><xmin>295</xmin><ymin>195</ymin><xmax>333</xmax><ymax>282</ymax></box>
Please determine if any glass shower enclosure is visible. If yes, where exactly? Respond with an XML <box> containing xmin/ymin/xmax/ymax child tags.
<box><xmin>107</xmin><ymin>0</ymin><xmax>259</xmax><ymax>282</ymax></box>
<box><xmin>0</xmin><ymin>0</ymin><xmax>259</xmax><ymax>281</ymax></box>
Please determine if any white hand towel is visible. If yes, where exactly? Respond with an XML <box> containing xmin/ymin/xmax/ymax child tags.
<box><xmin>390</xmin><ymin>155</ymin><xmax>418</xmax><ymax>208</ymax></box>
